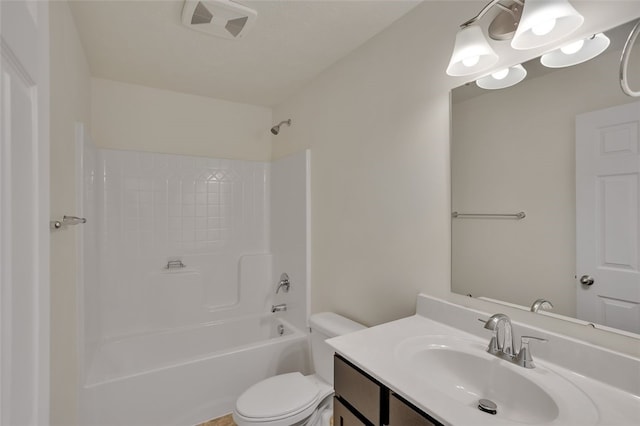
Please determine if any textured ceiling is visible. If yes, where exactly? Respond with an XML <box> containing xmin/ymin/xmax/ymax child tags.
<box><xmin>69</xmin><ymin>0</ymin><xmax>422</xmax><ymax>106</ymax></box>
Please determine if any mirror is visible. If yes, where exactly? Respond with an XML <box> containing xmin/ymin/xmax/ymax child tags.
<box><xmin>451</xmin><ymin>20</ymin><xmax>640</xmax><ymax>337</ymax></box>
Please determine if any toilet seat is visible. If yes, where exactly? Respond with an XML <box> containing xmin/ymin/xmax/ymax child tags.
<box><xmin>234</xmin><ymin>373</ymin><xmax>332</xmax><ymax>426</ymax></box>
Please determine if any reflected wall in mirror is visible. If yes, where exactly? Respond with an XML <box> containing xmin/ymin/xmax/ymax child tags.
<box><xmin>451</xmin><ymin>20</ymin><xmax>640</xmax><ymax>337</ymax></box>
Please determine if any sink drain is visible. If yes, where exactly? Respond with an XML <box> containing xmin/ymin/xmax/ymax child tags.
<box><xmin>478</xmin><ymin>399</ymin><xmax>497</xmax><ymax>415</ymax></box>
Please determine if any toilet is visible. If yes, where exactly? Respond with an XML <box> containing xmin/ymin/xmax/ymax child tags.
<box><xmin>232</xmin><ymin>312</ymin><xmax>366</xmax><ymax>426</ymax></box>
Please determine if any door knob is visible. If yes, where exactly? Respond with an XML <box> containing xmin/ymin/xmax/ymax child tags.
<box><xmin>579</xmin><ymin>275</ymin><xmax>595</xmax><ymax>286</ymax></box>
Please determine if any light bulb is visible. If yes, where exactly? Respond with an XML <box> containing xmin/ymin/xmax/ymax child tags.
<box><xmin>560</xmin><ymin>39</ymin><xmax>584</xmax><ymax>55</ymax></box>
<box><xmin>476</xmin><ymin>64</ymin><xmax>527</xmax><ymax>90</ymax></box>
<box><xmin>541</xmin><ymin>33</ymin><xmax>610</xmax><ymax>68</ymax></box>
<box><xmin>531</xmin><ymin>18</ymin><xmax>557</xmax><ymax>36</ymax></box>
<box><xmin>491</xmin><ymin>69</ymin><xmax>509</xmax><ymax>80</ymax></box>
<box><xmin>462</xmin><ymin>55</ymin><xmax>480</xmax><ymax>67</ymax></box>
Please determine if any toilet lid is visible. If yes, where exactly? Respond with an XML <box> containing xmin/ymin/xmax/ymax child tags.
<box><xmin>236</xmin><ymin>372</ymin><xmax>320</xmax><ymax>420</ymax></box>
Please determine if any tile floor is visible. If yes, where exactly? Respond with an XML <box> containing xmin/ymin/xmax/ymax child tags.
<box><xmin>198</xmin><ymin>413</ymin><xmax>334</xmax><ymax>426</ymax></box>
<box><xmin>198</xmin><ymin>414</ymin><xmax>236</xmax><ymax>426</ymax></box>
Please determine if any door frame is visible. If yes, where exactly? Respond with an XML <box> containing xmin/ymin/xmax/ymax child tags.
<box><xmin>0</xmin><ymin>0</ymin><xmax>50</xmax><ymax>424</ymax></box>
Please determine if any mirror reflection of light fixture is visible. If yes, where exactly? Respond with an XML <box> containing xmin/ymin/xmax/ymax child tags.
<box><xmin>446</xmin><ymin>0</ymin><xmax>584</xmax><ymax>77</ymax></box>
<box><xmin>476</xmin><ymin>64</ymin><xmax>528</xmax><ymax>89</ymax></box>
<box><xmin>540</xmin><ymin>33</ymin><xmax>610</xmax><ymax>68</ymax></box>
<box><xmin>511</xmin><ymin>0</ymin><xmax>584</xmax><ymax>50</ymax></box>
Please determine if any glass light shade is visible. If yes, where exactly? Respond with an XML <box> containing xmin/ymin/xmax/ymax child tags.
<box><xmin>540</xmin><ymin>33</ymin><xmax>610</xmax><ymax>68</ymax></box>
<box><xmin>511</xmin><ymin>0</ymin><xmax>584</xmax><ymax>50</ymax></box>
<box><xmin>476</xmin><ymin>64</ymin><xmax>527</xmax><ymax>90</ymax></box>
<box><xmin>446</xmin><ymin>25</ymin><xmax>499</xmax><ymax>76</ymax></box>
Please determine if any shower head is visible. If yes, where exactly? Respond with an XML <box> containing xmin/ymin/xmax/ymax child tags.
<box><xmin>270</xmin><ymin>119</ymin><xmax>291</xmax><ymax>135</ymax></box>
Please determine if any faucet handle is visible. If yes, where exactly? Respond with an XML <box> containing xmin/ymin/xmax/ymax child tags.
<box><xmin>516</xmin><ymin>335</ymin><xmax>548</xmax><ymax>368</ymax></box>
<box><xmin>276</xmin><ymin>272</ymin><xmax>290</xmax><ymax>294</ymax></box>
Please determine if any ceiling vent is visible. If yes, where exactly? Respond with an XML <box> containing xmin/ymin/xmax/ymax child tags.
<box><xmin>181</xmin><ymin>0</ymin><xmax>257</xmax><ymax>40</ymax></box>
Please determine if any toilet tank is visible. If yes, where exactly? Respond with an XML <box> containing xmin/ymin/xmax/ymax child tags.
<box><xmin>309</xmin><ymin>312</ymin><xmax>366</xmax><ymax>384</ymax></box>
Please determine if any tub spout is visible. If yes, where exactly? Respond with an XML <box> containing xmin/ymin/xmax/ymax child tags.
<box><xmin>271</xmin><ymin>304</ymin><xmax>287</xmax><ymax>313</ymax></box>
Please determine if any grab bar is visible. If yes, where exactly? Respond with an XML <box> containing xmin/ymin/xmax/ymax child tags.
<box><xmin>620</xmin><ymin>19</ymin><xmax>640</xmax><ymax>97</ymax></box>
<box><xmin>50</xmin><ymin>215</ymin><xmax>87</xmax><ymax>230</ymax></box>
<box><xmin>452</xmin><ymin>211</ymin><xmax>526</xmax><ymax>219</ymax></box>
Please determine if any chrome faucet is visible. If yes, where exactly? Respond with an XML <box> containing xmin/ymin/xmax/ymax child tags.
<box><xmin>530</xmin><ymin>298</ymin><xmax>554</xmax><ymax>313</ymax></box>
<box><xmin>275</xmin><ymin>273</ymin><xmax>290</xmax><ymax>294</ymax></box>
<box><xmin>481</xmin><ymin>313</ymin><xmax>548</xmax><ymax>368</ymax></box>
<box><xmin>271</xmin><ymin>303</ymin><xmax>287</xmax><ymax>313</ymax></box>
<box><xmin>483</xmin><ymin>313</ymin><xmax>515</xmax><ymax>356</ymax></box>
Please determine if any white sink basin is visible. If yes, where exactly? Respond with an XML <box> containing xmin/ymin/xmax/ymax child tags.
<box><xmin>395</xmin><ymin>336</ymin><xmax>599</xmax><ymax>425</ymax></box>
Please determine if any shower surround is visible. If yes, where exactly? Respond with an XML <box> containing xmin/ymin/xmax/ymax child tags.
<box><xmin>77</xmin><ymin>136</ymin><xmax>310</xmax><ymax>425</ymax></box>
<box><xmin>96</xmin><ymin>150</ymin><xmax>271</xmax><ymax>337</ymax></box>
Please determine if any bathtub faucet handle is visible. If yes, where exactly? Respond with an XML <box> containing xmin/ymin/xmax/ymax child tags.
<box><xmin>271</xmin><ymin>304</ymin><xmax>287</xmax><ymax>313</ymax></box>
<box><xmin>275</xmin><ymin>273</ymin><xmax>290</xmax><ymax>294</ymax></box>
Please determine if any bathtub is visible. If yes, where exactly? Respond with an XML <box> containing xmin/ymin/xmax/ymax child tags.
<box><xmin>80</xmin><ymin>316</ymin><xmax>310</xmax><ymax>426</ymax></box>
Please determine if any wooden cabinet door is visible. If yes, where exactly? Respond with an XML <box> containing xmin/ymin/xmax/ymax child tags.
<box><xmin>334</xmin><ymin>356</ymin><xmax>382</xmax><ymax>424</ymax></box>
<box><xmin>389</xmin><ymin>393</ymin><xmax>438</xmax><ymax>426</ymax></box>
<box><xmin>334</xmin><ymin>397</ymin><xmax>368</xmax><ymax>426</ymax></box>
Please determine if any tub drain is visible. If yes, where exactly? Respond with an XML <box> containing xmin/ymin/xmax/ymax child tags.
<box><xmin>478</xmin><ymin>399</ymin><xmax>497</xmax><ymax>415</ymax></box>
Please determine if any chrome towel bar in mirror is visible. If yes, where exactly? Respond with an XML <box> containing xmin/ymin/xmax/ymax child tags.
<box><xmin>452</xmin><ymin>211</ymin><xmax>526</xmax><ymax>219</ymax></box>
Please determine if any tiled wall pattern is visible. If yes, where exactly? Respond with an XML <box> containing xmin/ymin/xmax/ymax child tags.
<box><xmin>96</xmin><ymin>150</ymin><xmax>270</xmax><ymax>338</ymax></box>
<box><xmin>100</xmin><ymin>150</ymin><xmax>269</xmax><ymax>253</ymax></box>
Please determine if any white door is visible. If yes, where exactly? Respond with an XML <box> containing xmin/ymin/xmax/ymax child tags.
<box><xmin>0</xmin><ymin>1</ymin><xmax>50</xmax><ymax>425</ymax></box>
<box><xmin>576</xmin><ymin>101</ymin><xmax>640</xmax><ymax>334</ymax></box>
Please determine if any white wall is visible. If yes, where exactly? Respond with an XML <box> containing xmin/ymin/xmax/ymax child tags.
<box><xmin>91</xmin><ymin>78</ymin><xmax>273</xmax><ymax>161</ymax></box>
<box><xmin>272</xmin><ymin>1</ymin><xmax>640</xmax><ymax>333</ymax></box>
<box><xmin>273</xmin><ymin>2</ymin><xmax>458</xmax><ymax>327</ymax></box>
<box><xmin>49</xmin><ymin>1</ymin><xmax>92</xmax><ymax>424</ymax></box>
<box><xmin>451</xmin><ymin>48</ymin><xmax>639</xmax><ymax>318</ymax></box>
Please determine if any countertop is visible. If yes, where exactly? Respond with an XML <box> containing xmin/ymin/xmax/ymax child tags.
<box><xmin>327</xmin><ymin>313</ymin><xmax>640</xmax><ymax>426</ymax></box>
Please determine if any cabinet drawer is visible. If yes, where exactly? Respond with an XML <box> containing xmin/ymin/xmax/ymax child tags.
<box><xmin>334</xmin><ymin>397</ymin><xmax>367</xmax><ymax>426</ymax></box>
<box><xmin>334</xmin><ymin>355</ymin><xmax>382</xmax><ymax>425</ymax></box>
<box><xmin>389</xmin><ymin>393</ymin><xmax>439</xmax><ymax>426</ymax></box>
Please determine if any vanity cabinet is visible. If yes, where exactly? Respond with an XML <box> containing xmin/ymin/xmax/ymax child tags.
<box><xmin>333</xmin><ymin>397</ymin><xmax>368</xmax><ymax>426</ymax></box>
<box><xmin>334</xmin><ymin>355</ymin><xmax>443</xmax><ymax>426</ymax></box>
<box><xmin>334</xmin><ymin>354</ymin><xmax>383</xmax><ymax>425</ymax></box>
<box><xmin>388</xmin><ymin>393</ymin><xmax>438</xmax><ymax>426</ymax></box>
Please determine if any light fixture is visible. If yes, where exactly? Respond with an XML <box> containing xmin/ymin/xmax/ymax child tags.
<box><xmin>511</xmin><ymin>0</ymin><xmax>584</xmax><ymax>50</ymax></box>
<box><xmin>446</xmin><ymin>25</ymin><xmax>499</xmax><ymax>76</ymax></box>
<box><xmin>540</xmin><ymin>33</ymin><xmax>610</xmax><ymax>68</ymax></box>
<box><xmin>447</xmin><ymin>0</ymin><xmax>584</xmax><ymax>77</ymax></box>
<box><xmin>476</xmin><ymin>64</ymin><xmax>528</xmax><ymax>89</ymax></box>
